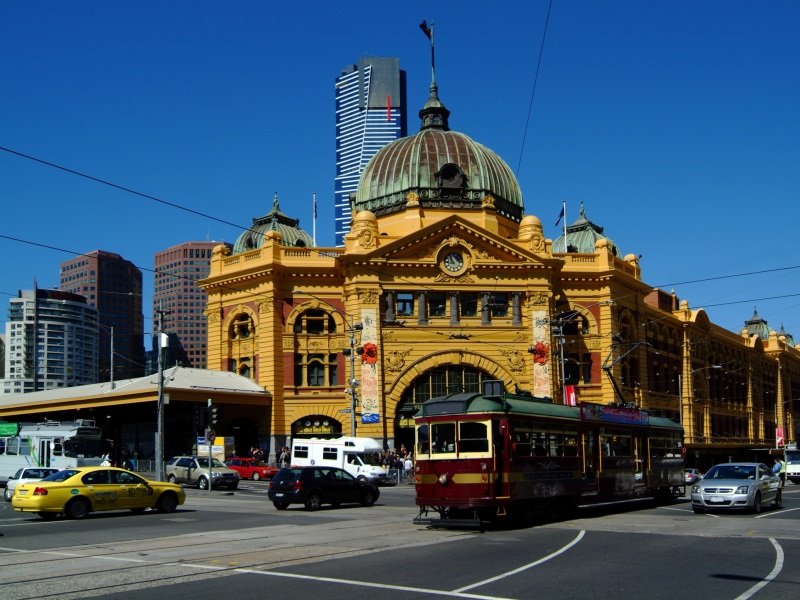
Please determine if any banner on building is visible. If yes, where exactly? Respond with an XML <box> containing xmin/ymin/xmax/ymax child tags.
<box><xmin>360</xmin><ymin>308</ymin><xmax>380</xmax><ymax>424</ymax></box>
<box><xmin>532</xmin><ymin>310</ymin><xmax>553</xmax><ymax>398</ymax></box>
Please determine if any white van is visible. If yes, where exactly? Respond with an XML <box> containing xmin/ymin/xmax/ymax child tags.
<box><xmin>291</xmin><ymin>437</ymin><xmax>390</xmax><ymax>485</ymax></box>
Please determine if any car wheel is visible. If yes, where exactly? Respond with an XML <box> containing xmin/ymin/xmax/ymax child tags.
<box><xmin>304</xmin><ymin>492</ymin><xmax>323</xmax><ymax>511</ymax></box>
<box><xmin>197</xmin><ymin>476</ymin><xmax>209</xmax><ymax>490</ymax></box>
<box><xmin>357</xmin><ymin>475</ymin><xmax>368</xmax><ymax>483</ymax></box>
<box><xmin>752</xmin><ymin>492</ymin><xmax>762</xmax><ymax>514</ymax></box>
<box><xmin>273</xmin><ymin>501</ymin><xmax>289</xmax><ymax>510</ymax></box>
<box><xmin>360</xmin><ymin>489</ymin><xmax>376</xmax><ymax>507</ymax></box>
<box><xmin>38</xmin><ymin>511</ymin><xmax>58</xmax><ymax>520</ymax></box>
<box><xmin>66</xmin><ymin>498</ymin><xmax>90</xmax><ymax>520</ymax></box>
<box><xmin>156</xmin><ymin>492</ymin><xmax>179</xmax><ymax>513</ymax></box>
<box><xmin>692</xmin><ymin>506</ymin><xmax>705</xmax><ymax>514</ymax></box>
<box><xmin>4</xmin><ymin>488</ymin><xmax>12</xmax><ymax>502</ymax></box>
<box><xmin>252</xmin><ymin>472</ymin><xmax>261</xmax><ymax>481</ymax></box>
<box><xmin>167</xmin><ymin>474</ymin><xmax>177</xmax><ymax>484</ymax></box>
<box><xmin>773</xmin><ymin>489</ymin><xmax>782</xmax><ymax>509</ymax></box>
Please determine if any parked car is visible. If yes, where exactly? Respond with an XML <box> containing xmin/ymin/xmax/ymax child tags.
<box><xmin>684</xmin><ymin>468</ymin><xmax>703</xmax><ymax>485</ymax></box>
<box><xmin>11</xmin><ymin>466</ymin><xmax>185</xmax><ymax>519</ymax></box>
<box><xmin>268</xmin><ymin>466</ymin><xmax>379</xmax><ymax>511</ymax></box>
<box><xmin>165</xmin><ymin>456</ymin><xmax>239</xmax><ymax>490</ymax></box>
<box><xmin>225</xmin><ymin>457</ymin><xmax>279</xmax><ymax>481</ymax></box>
<box><xmin>690</xmin><ymin>462</ymin><xmax>781</xmax><ymax>514</ymax></box>
<box><xmin>4</xmin><ymin>467</ymin><xmax>61</xmax><ymax>502</ymax></box>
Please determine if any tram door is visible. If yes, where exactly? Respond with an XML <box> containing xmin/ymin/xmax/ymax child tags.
<box><xmin>38</xmin><ymin>439</ymin><xmax>53</xmax><ymax>467</ymax></box>
<box><xmin>493</xmin><ymin>420</ymin><xmax>508</xmax><ymax>499</ymax></box>
<box><xmin>582</xmin><ymin>429</ymin><xmax>599</xmax><ymax>494</ymax></box>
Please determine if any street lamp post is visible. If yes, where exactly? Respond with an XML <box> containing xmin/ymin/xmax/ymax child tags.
<box><xmin>154</xmin><ymin>306</ymin><xmax>170</xmax><ymax>481</ymax></box>
<box><xmin>345</xmin><ymin>321</ymin><xmax>363</xmax><ymax>436</ymax></box>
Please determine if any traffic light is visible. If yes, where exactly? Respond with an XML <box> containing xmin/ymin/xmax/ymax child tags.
<box><xmin>207</xmin><ymin>400</ymin><xmax>219</xmax><ymax>426</ymax></box>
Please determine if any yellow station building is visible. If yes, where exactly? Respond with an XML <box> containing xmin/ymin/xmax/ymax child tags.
<box><xmin>200</xmin><ymin>82</ymin><xmax>800</xmax><ymax>468</ymax></box>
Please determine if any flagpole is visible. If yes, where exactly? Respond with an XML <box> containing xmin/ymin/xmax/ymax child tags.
<box><xmin>312</xmin><ymin>192</ymin><xmax>317</xmax><ymax>246</ymax></box>
<box><xmin>562</xmin><ymin>201</ymin><xmax>567</xmax><ymax>253</ymax></box>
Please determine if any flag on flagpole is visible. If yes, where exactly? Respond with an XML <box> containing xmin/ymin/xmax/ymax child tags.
<box><xmin>419</xmin><ymin>20</ymin><xmax>432</xmax><ymax>40</ymax></box>
<box><xmin>565</xmin><ymin>384</ymin><xmax>578</xmax><ymax>406</ymax></box>
<box><xmin>555</xmin><ymin>204</ymin><xmax>565</xmax><ymax>227</ymax></box>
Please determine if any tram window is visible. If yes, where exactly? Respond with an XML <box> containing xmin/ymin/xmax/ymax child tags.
<box><xmin>432</xmin><ymin>423</ymin><xmax>456</xmax><ymax>454</ymax></box>
<box><xmin>458</xmin><ymin>421</ymin><xmax>489</xmax><ymax>453</ymax></box>
<box><xmin>0</xmin><ymin>438</ymin><xmax>5</xmax><ymax>454</ymax></box>
<box><xmin>5</xmin><ymin>438</ymin><xmax>19</xmax><ymax>455</ymax></box>
<box><xmin>52</xmin><ymin>441</ymin><xmax>63</xmax><ymax>456</ymax></box>
<box><xmin>416</xmin><ymin>424</ymin><xmax>430</xmax><ymax>457</ymax></box>
<box><xmin>601</xmin><ymin>433</ymin><xmax>632</xmax><ymax>457</ymax></box>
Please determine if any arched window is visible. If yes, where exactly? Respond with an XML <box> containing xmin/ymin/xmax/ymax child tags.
<box><xmin>230</xmin><ymin>314</ymin><xmax>255</xmax><ymax>339</ymax></box>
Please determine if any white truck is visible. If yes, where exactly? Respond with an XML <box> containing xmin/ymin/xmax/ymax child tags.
<box><xmin>785</xmin><ymin>444</ymin><xmax>800</xmax><ymax>485</ymax></box>
<box><xmin>290</xmin><ymin>436</ymin><xmax>391</xmax><ymax>485</ymax></box>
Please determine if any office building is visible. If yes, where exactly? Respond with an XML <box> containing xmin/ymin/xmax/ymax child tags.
<box><xmin>334</xmin><ymin>57</ymin><xmax>407</xmax><ymax>245</ymax></box>
<box><xmin>60</xmin><ymin>250</ymin><xmax>144</xmax><ymax>381</ymax></box>
<box><xmin>153</xmin><ymin>241</ymin><xmax>226</xmax><ymax>369</ymax></box>
<box><xmin>2</xmin><ymin>288</ymin><xmax>98</xmax><ymax>393</ymax></box>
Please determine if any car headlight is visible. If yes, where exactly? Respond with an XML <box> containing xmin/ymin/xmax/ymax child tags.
<box><xmin>735</xmin><ymin>485</ymin><xmax>750</xmax><ymax>494</ymax></box>
<box><xmin>692</xmin><ymin>485</ymin><xmax>701</xmax><ymax>493</ymax></box>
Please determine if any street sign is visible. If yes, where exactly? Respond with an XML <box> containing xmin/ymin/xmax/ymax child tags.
<box><xmin>197</xmin><ymin>436</ymin><xmax>206</xmax><ymax>445</ymax></box>
<box><xmin>339</xmin><ymin>408</ymin><xmax>351</xmax><ymax>414</ymax></box>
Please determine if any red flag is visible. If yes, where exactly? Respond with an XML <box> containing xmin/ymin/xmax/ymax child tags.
<box><xmin>419</xmin><ymin>20</ymin><xmax>432</xmax><ymax>40</ymax></box>
<box><xmin>565</xmin><ymin>385</ymin><xmax>578</xmax><ymax>406</ymax></box>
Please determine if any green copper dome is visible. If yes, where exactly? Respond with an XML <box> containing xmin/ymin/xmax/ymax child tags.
<box><xmin>233</xmin><ymin>193</ymin><xmax>313</xmax><ymax>253</ymax></box>
<box><xmin>553</xmin><ymin>203</ymin><xmax>620</xmax><ymax>256</ymax></box>
<box><xmin>354</xmin><ymin>84</ymin><xmax>523</xmax><ymax>221</ymax></box>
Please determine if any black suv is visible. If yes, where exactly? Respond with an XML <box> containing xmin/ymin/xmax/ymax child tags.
<box><xmin>268</xmin><ymin>466</ymin><xmax>379</xmax><ymax>511</ymax></box>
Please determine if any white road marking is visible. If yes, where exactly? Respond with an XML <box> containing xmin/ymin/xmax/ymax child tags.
<box><xmin>733</xmin><ymin>537</ymin><xmax>783</xmax><ymax>600</ymax></box>
<box><xmin>453</xmin><ymin>530</ymin><xmax>586</xmax><ymax>593</ymax></box>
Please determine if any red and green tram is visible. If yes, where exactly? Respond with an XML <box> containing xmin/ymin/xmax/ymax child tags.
<box><xmin>413</xmin><ymin>381</ymin><xmax>684</xmax><ymax>526</ymax></box>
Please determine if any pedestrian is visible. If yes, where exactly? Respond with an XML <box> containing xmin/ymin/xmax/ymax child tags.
<box><xmin>779</xmin><ymin>455</ymin><xmax>787</xmax><ymax>488</ymax></box>
<box><xmin>404</xmin><ymin>454</ymin><xmax>413</xmax><ymax>481</ymax></box>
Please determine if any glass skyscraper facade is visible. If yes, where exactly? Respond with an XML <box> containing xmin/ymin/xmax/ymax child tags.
<box><xmin>334</xmin><ymin>57</ymin><xmax>407</xmax><ymax>246</ymax></box>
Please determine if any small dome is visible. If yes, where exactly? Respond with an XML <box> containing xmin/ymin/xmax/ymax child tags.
<box><xmin>353</xmin><ymin>210</ymin><xmax>378</xmax><ymax>223</ymax></box>
<box><xmin>519</xmin><ymin>215</ymin><xmax>542</xmax><ymax>228</ymax></box>
<box><xmin>233</xmin><ymin>193</ymin><xmax>313</xmax><ymax>253</ymax></box>
<box><xmin>553</xmin><ymin>203</ymin><xmax>621</xmax><ymax>256</ymax></box>
<box><xmin>744</xmin><ymin>307</ymin><xmax>771</xmax><ymax>341</ymax></box>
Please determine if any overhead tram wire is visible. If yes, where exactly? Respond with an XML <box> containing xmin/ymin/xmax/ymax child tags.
<box><xmin>515</xmin><ymin>0</ymin><xmax>553</xmax><ymax>177</ymax></box>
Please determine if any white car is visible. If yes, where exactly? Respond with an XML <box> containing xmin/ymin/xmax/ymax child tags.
<box><xmin>4</xmin><ymin>467</ymin><xmax>61</xmax><ymax>501</ymax></box>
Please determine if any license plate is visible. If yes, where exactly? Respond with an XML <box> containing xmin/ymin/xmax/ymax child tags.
<box><xmin>274</xmin><ymin>492</ymin><xmax>284</xmax><ymax>497</ymax></box>
<box><xmin>709</xmin><ymin>496</ymin><xmax>724</xmax><ymax>503</ymax></box>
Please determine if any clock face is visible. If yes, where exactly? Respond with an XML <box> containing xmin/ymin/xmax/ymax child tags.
<box><xmin>443</xmin><ymin>251</ymin><xmax>464</xmax><ymax>272</ymax></box>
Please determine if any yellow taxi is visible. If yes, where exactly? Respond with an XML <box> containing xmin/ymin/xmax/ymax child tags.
<box><xmin>12</xmin><ymin>466</ymin><xmax>186</xmax><ymax>520</ymax></box>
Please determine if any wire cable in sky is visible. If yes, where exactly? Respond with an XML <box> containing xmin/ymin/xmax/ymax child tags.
<box><xmin>0</xmin><ymin>145</ymin><xmax>248</xmax><ymax>232</ymax></box>
<box><xmin>653</xmin><ymin>264</ymin><xmax>800</xmax><ymax>289</ymax></box>
<box><xmin>515</xmin><ymin>0</ymin><xmax>553</xmax><ymax>176</ymax></box>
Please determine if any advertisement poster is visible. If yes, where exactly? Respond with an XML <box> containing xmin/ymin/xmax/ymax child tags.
<box><xmin>360</xmin><ymin>308</ymin><xmax>380</xmax><ymax>423</ymax></box>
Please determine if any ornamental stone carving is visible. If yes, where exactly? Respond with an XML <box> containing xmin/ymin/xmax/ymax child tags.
<box><xmin>503</xmin><ymin>350</ymin><xmax>526</xmax><ymax>373</ymax></box>
<box><xmin>385</xmin><ymin>349</ymin><xmax>410</xmax><ymax>372</ymax></box>
<box><xmin>405</xmin><ymin>192</ymin><xmax>420</xmax><ymax>206</ymax></box>
<box><xmin>359</xmin><ymin>290</ymin><xmax>379</xmax><ymax>304</ymax></box>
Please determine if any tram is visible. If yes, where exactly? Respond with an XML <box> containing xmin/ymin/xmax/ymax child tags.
<box><xmin>0</xmin><ymin>419</ymin><xmax>104</xmax><ymax>485</ymax></box>
<box><xmin>413</xmin><ymin>381</ymin><xmax>684</xmax><ymax>527</ymax></box>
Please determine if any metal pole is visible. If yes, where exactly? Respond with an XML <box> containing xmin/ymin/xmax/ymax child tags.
<box><xmin>155</xmin><ymin>307</ymin><xmax>167</xmax><ymax>481</ymax></box>
<box><xmin>110</xmin><ymin>326</ymin><xmax>114</xmax><ymax>390</ymax></box>
<box><xmin>350</xmin><ymin>323</ymin><xmax>357</xmax><ymax>437</ymax></box>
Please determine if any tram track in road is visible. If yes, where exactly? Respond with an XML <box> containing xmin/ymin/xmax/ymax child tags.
<box><xmin>0</xmin><ymin>509</ymin><xmax>472</xmax><ymax>599</ymax></box>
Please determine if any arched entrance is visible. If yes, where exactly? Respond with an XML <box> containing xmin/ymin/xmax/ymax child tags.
<box><xmin>291</xmin><ymin>415</ymin><xmax>343</xmax><ymax>439</ymax></box>
<box><xmin>395</xmin><ymin>365</ymin><xmax>494</xmax><ymax>452</ymax></box>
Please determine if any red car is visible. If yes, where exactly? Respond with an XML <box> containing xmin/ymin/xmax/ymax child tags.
<box><xmin>225</xmin><ymin>457</ymin><xmax>279</xmax><ymax>481</ymax></box>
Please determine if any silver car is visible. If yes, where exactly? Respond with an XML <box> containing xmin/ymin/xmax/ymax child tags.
<box><xmin>4</xmin><ymin>467</ymin><xmax>61</xmax><ymax>501</ymax></box>
<box><xmin>691</xmin><ymin>462</ymin><xmax>781</xmax><ymax>514</ymax></box>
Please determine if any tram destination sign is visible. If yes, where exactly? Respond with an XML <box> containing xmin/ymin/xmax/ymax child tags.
<box><xmin>0</xmin><ymin>422</ymin><xmax>19</xmax><ymax>436</ymax></box>
<box><xmin>579</xmin><ymin>402</ymin><xmax>649</xmax><ymax>426</ymax></box>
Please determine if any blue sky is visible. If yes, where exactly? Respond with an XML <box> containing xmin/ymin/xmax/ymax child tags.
<box><xmin>1</xmin><ymin>1</ymin><xmax>799</xmax><ymax>339</ymax></box>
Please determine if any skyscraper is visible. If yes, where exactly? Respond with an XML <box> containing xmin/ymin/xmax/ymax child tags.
<box><xmin>334</xmin><ymin>57</ymin><xmax>407</xmax><ymax>246</ymax></box>
<box><xmin>60</xmin><ymin>250</ymin><xmax>144</xmax><ymax>381</ymax></box>
<box><xmin>2</xmin><ymin>288</ymin><xmax>99</xmax><ymax>394</ymax></box>
<box><xmin>153</xmin><ymin>241</ymin><xmax>226</xmax><ymax>369</ymax></box>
